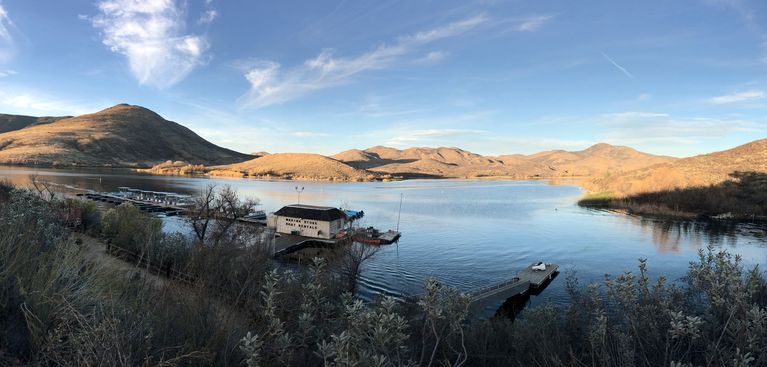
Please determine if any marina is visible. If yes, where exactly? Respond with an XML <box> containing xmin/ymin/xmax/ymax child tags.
<box><xmin>79</xmin><ymin>186</ymin><xmax>403</xmax><ymax>256</ymax></box>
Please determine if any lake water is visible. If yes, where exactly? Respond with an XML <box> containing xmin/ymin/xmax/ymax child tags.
<box><xmin>3</xmin><ymin>166</ymin><xmax>766</xmax><ymax>316</ymax></box>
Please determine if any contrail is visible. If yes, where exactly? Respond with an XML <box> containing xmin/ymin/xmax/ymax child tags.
<box><xmin>601</xmin><ymin>52</ymin><xmax>635</xmax><ymax>79</ymax></box>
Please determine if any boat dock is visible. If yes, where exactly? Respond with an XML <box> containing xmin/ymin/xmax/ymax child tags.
<box><xmin>378</xmin><ymin>230</ymin><xmax>401</xmax><ymax>244</ymax></box>
<box><xmin>468</xmin><ymin>262</ymin><xmax>559</xmax><ymax>318</ymax></box>
<box><xmin>79</xmin><ymin>192</ymin><xmax>187</xmax><ymax>216</ymax></box>
<box><xmin>271</xmin><ymin>233</ymin><xmax>348</xmax><ymax>257</ymax></box>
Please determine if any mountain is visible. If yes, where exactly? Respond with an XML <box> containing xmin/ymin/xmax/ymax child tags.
<box><xmin>522</xmin><ymin>143</ymin><xmax>676</xmax><ymax>177</ymax></box>
<box><xmin>211</xmin><ymin>153</ymin><xmax>383</xmax><ymax>181</ymax></box>
<box><xmin>0</xmin><ymin>113</ymin><xmax>70</xmax><ymax>134</ymax></box>
<box><xmin>586</xmin><ymin>139</ymin><xmax>767</xmax><ymax>195</ymax></box>
<box><xmin>332</xmin><ymin>144</ymin><xmax>674</xmax><ymax>179</ymax></box>
<box><xmin>333</xmin><ymin>146</ymin><xmax>516</xmax><ymax>177</ymax></box>
<box><xmin>0</xmin><ymin>104</ymin><xmax>251</xmax><ymax>167</ymax></box>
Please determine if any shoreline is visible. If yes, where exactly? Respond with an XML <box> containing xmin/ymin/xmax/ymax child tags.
<box><xmin>578</xmin><ymin>192</ymin><xmax>767</xmax><ymax>224</ymax></box>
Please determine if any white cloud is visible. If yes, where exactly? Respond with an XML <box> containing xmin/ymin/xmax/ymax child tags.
<box><xmin>0</xmin><ymin>2</ymin><xmax>16</xmax><ymax>63</ymax></box>
<box><xmin>405</xmin><ymin>14</ymin><xmax>489</xmax><ymax>43</ymax></box>
<box><xmin>89</xmin><ymin>0</ymin><xmax>210</xmax><ymax>88</ymax></box>
<box><xmin>710</xmin><ymin>89</ymin><xmax>766</xmax><ymax>104</ymax></box>
<box><xmin>0</xmin><ymin>87</ymin><xmax>104</xmax><ymax>115</ymax></box>
<box><xmin>0</xmin><ymin>69</ymin><xmax>15</xmax><ymax>77</ymax></box>
<box><xmin>198</xmin><ymin>9</ymin><xmax>218</xmax><ymax>24</ymax></box>
<box><xmin>0</xmin><ymin>2</ymin><xmax>11</xmax><ymax>43</ymax></box>
<box><xmin>385</xmin><ymin>128</ymin><xmax>489</xmax><ymax>146</ymax></box>
<box><xmin>514</xmin><ymin>15</ymin><xmax>555</xmax><ymax>32</ymax></box>
<box><xmin>636</xmin><ymin>93</ymin><xmax>652</xmax><ymax>101</ymax></box>
<box><xmin>599</xmin><ymin>111</ymin><xmax>757</xmax><ymax>144</ymax></box>
<box><xmin>413</xmin><ymin>51</ymin><xmax>447</xmax><ymax>65</ymax></box>
<box><xmin>238</xmin><ymin>15</ymin><xmax>490</xmax><ymax>109</ymax></box>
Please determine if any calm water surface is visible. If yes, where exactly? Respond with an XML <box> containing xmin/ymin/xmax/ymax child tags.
<box><xmin>3</xmin><ymin>166</ymin><xmax>766</xmax><ymax>315</ymax></box>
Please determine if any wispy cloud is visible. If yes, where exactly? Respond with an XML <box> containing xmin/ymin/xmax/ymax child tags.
<box><xmin>705</xmin><ymin>0</ymin><xmax>767</xmax><ymax>63</ymax></box>
<box><xmin>238</xmin><ymin>14</ymin><xmax>491</xmax><ymax>109</ymax></box>
<box><xmin>636</xmin><ymin>93</ymin><xmax>652</xmax><ymax>101</ymax></box>
<box><xmin>0</xmin><ymin>1</ymin><xmax>16</xmax><ymax>63</ymax></box>
<box><xmin>0</xmin><ymin>2</ymin><xmax>11</xmax><ymax>43</ymax></box>
<box><xmin>0</xmin><ymin>69</ymin><xmax>15</xmax><ymax>77</ymax></box>
<box><xmin>514</xmin><ymin>14</ymin><xmax>555</xmax><ymax>32</ymax></box>
<box><xmin>599</xmin><ymin>110</ymin><xmax>758</xmax><ymax>145</ymax></box>
<box><xmin>88</xmin><ymin>0</ymin><xmax>212</xmax><ymax>88</ymax></box>
<box><xmin>710</xmin><ymin>89</ymin><xmax>766</xmax><ymax>104</ymax></box>
<box><xmin>0</xmin><ymin>87</ymin><xmax>106</xmax><ymax>115</ymax></box>
<box><xmin>601</xmin><ymin>52</ymin><xmax>635</xmax><ymax>79</ymax></box>
<box><xmin>198</xmin><ymin>0</ymin><xmax>218</xmax><ymax>25</ymax></box>
<box><xmin>198</xmin><ymin>9</ymin><xmax>218</xmax><ymax>24</ymax></box>
<box><xmin>413</xmin><ymin>51</ymin><xmax>447</xmax><ymax>65</ymax></box>
<box><xmin>384</xmin><ymin>128</ymin><xmax>490</xmax><ymax>146</ymax></box>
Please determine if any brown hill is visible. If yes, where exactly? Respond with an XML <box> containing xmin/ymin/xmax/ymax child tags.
<box><xmin>332</xmin><ymin>144</ymin><xmax>672</xmax><ymax>179</ymax></box>
<box><xmin>586</xmin><ymin>139</ymin><xmax>767</xmax><ymax>195</ymax></box>
<box><xmin>212</xmin><ymin>153</ymin><xmax>382</xmax><ymax>181</ymax></box>
<box><xmin>0</xmin><ymin>113</ymin><xmax>70</xmax><ymax>134</ymax></box>
<box><xmin>334</xmin><ymin>146</ymin><xmax>512</xmax><ymax>177</ymax></box>
<box><xmin>0</xmin><ymin>104</ymin><xmax>251</xmax><ymax>167</ymax></box>
<box><xmin>524</xmin><ymin>143</ymin><xmax>676</xmax><ymax>177</ymax></box>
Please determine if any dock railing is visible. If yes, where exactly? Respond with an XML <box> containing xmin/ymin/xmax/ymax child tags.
<box><xmin>468</xmin><ymin>276</ymin><xmax>525</xmax><ymax>301</ymax></box>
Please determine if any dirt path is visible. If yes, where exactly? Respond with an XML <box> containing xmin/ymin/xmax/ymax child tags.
<box><xmin>79</xmin><ymin>234</ymin><xmax>170</xmax><ymax>289</ymax></box>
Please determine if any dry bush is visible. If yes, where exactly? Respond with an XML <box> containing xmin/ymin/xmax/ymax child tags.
<box><xmin>581</xmin><ymin>171</ymin><xmax>767</xmax><ymax>220</ymax></box>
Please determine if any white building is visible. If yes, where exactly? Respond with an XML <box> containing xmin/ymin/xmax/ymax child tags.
<box><xmin>268</xmin><ymin>204</ymin><xmax>349</xmax><ymax>239</ymax></box>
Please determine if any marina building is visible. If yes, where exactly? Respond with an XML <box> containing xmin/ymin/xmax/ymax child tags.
<box><xmin>268</xmin><ymin>204</ymin><xmax>349</xmax><ymax>239</ymax></box>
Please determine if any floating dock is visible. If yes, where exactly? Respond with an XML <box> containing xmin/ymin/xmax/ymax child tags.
<box><xmin>79</xmin><ymin>192</ymin><xmax>187</xmax><ymax>216</ymax></box>
<box><xmin>468</xmin><ymin>262</ymin><xmax>559</xmax><ymax>318</ymax></box>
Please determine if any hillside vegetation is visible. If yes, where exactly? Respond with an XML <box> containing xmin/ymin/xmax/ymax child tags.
<box><xmin>586</xmin><ymin>138</ymin><xmax>767</xmax><ymax>195</ymax></box>
<box><xmin>580</xmin><ymin>171</ymin><xmax>767</xmax><ymax>220</ymax></box>
<box><xmin>0</xmin><ymin>104</ymin><xmax>250</xmax><ymax>167</ymax></box>
<box><xmin>0</xmin><ymin>113</ymin><xmax>70</xmax><ymax>134</ymax></box>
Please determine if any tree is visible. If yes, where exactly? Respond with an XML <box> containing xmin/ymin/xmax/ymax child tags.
<box><xmin>186</xmin><ymin>185</ymin><xmax>260</xmax><ymax>247</ymax></box>
<box><xmin>28</xmin><ymin>174</ymin><xmax>56</xmax><ymax>201</ymax></box>
<box><xmin>336</xmin><ymin>242</ymin><xmax>379</xmax><ymax>295</ymax></box>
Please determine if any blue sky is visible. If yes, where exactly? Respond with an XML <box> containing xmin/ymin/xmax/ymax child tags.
<box><xmin>0</xmin><ymin>0</ymin><xmax>765</xmax><ymax>157</ymax></box>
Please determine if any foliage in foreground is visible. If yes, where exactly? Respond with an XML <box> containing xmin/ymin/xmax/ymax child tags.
<box><xmin>0</xmin><ymin>184</ymin><xmax>766</xmax><ymax>366</ymax></box>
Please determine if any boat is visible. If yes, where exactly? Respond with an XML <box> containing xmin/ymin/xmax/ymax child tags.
<box><xmin>353</xmin><ymin>227</ymin><xmax>401</xmax><ymax>245</ymax></box>
<box><xmin>245</xmin><ymin>210</ymin><xmax>267</xmax><ymax>221</ymax></box>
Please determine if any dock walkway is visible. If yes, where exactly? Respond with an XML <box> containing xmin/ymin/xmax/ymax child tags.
<box><xmin>468</xmin><ymin>262</ymin><xmax>559</xmax><ymax>318</ymax></box>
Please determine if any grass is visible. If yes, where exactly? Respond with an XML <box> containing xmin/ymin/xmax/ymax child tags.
<box><xmin>579</xmin><ymin>171</ymin><xmax>767</xmax><ymax>221</ymax></box>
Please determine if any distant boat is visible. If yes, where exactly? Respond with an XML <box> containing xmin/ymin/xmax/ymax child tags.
<box><xmin>245</xmin><ymin>210</ymin><xmax>267</xmax><ymax>221</ymax></box>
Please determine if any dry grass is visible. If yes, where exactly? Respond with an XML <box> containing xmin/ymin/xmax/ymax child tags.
<box><xmin>0</xmin><ymin>104</ymin><xmax>250</xmax><ymax>167</ymax></box>
<box><xmin>213</xmin><ymin>153</ymin><xmax>385</xmax><ymax>181</ymax></box>
<box><xmin>587</xmin><ymin>138</ymin><xmax>767</xmax><ymax>195</ymax></box>
<box><xmin>333</xmin><ymin>143</ymin><xmax>675</xmax><ymax>179</ymax></box>
<box><xmin>580</xmin><ymin>171</ymin><xmax>767</xmax><ymax>220</ymax></box>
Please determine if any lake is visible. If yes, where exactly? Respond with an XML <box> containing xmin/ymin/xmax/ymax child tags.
<box><xmin>2</xmin><ymin>165</ymin><xmax>766</xmax><ymax>316</ymax></box>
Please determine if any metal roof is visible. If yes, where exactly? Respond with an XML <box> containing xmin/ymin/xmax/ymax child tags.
<box><xmin>274</xmin><ymin>204</ymin><xmax>348</xmax><ymax>222</ymax></box>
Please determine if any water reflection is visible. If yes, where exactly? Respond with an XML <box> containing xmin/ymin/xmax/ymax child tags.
<box><xmin>495</xmin><ymin>272</ymin><xmax>560</xmax><ymax>320</ymax></box>
<box><xmin>613</xmin><ymin>211</ymin><xmax>766</xmax><ymax>254</ymax></box>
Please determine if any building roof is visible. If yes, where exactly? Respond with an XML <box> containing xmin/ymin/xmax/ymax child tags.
<box><xmin>274</xmin><ymin>204</ymin><xmax>348</xmax><ymax>221</ymax></box>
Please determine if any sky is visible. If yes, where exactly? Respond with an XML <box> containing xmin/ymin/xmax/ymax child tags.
<box><xmin>0</xmin><ymin>0</ymin><xmax>765</xmax><ymax>157</ymax></box>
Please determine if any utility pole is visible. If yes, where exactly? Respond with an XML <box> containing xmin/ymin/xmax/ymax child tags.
<box><xmin>295</xmin><ymin>186</ymin><xmax>305</xmax><ymax>204</ymax></box>
<box><xmin>396</xmin><ymin>193</ymin><xmax>403</xmax><ymax>232</ymax></box>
